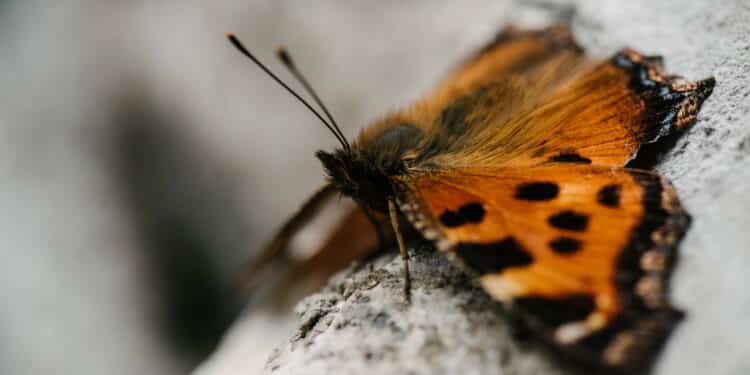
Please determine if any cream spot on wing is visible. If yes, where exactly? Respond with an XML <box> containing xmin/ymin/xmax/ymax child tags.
<box><xmin>555</xmin><ymin>321</ymin><xmax>591</xmax><ymax>344</ymax></box>
<box><xmin>555</xmin><ymin>312</ymin><xmax>607</xmax><ymax>345</ymax></box>
<box><xmin>479</xmin><ymin>274</ymin><xmax>525</xmax><ymax>302</ymax></box>
<box><xmin>641</xmin><ymin>250</ymin><xmax>666</xmax><ymax>272</ymax></box>
<box><xmin>603</xmin><ymin>331</ymin><xmax>636</xmax><ymax>365</ymax></box>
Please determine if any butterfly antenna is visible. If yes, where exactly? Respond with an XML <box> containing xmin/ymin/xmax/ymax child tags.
<box><xmin>275</xmin><ymin>47</ymin><xmax>351</xmax><ymax>154</ymax></box>
<box><xmin>227</xmin><ymin>33</ymin><xmax>350</xmax><ymax>151</ymax></box>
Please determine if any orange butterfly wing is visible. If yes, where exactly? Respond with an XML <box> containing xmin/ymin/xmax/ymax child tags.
<box><xmin>372</xmin><ymin>25</ymin><xmax>715</xmax><ymax>369</ymax></box>
<box><xmin>428</xmin><ymin>25</ymin><xmax>585</xmax><ymax>114</ymax></box>
<box><xmin>355</xmin><ymin>25</ymin><xmax>585</xmax><ymax>149</ymax></box>
<box><xmin>238</xmin><ymin>24</ymin><xmax>714</xmax><ymax>370</ymax></box>
<box><xmin>358</xmin><ymin>26</ymin><xmax>713</xmax><ymax>171</ymax></box>
<box><xmin>396</xmin><ymin>165</ymin><xmax>686</xmax><ymax>367</ymax></box>
<box><xmin>417</xmin><ymin>49</ymin><xmax>713</xmax><ymax>170</ymax></box>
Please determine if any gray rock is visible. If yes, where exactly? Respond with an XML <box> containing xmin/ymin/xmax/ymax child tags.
<box><xmin>264</xmin><ymin>245</ymin><xmax>574</xmax><ymax>375</ymax></box>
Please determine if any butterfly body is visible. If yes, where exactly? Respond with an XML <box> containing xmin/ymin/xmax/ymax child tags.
<box><xmin>236</xmin><ymin>25</ymin><xmax>714</xmax><ymax>372</ymax></box>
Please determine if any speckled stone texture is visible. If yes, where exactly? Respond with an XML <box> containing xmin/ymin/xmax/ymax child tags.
<box><xmin>263</xmin><ymin>245</ymin><xmax>580</xmax><ymax>375</ymax></box>
<box><xmin>196</xmin><ymin>1</ymin><xmax>750</xmax><ymax>374</ymax></box>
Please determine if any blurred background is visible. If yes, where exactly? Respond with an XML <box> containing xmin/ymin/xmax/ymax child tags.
<box><xmin>2</xmin><ymin>1</ymin><xmax>748</xmax><ymax>375</ymax></box>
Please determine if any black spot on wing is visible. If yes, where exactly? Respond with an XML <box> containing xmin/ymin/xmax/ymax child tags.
<box><xmin>549</xmin><ymin>153</ymin><xmax>592</xmax><ymax>164</ymax></box>
<box><xmin>439</xmin><ymin>202</ymin><xmax>486</xmax><ymax>228</ymax></box>
<box><xmin>455</xmin><ymin>237</ymin><xmax>533</xmax><ymax>275</ymax></box>
<box><xmin>515</xmin><ymin>182</ymin><xmax>559</xmax><ymax>201</ymax></box>
<box><xmin>439</xmin><ymin>211</ymin><xmax>464</xmax><ymax>228</ymax></box>
<box><xmin>515</xmin><ymin>294</ymin><xmax>596</xmax><ymax>327</ymax></box>
<box><xmin>458</xmin><ymin>203</ymin><xmax>485</xmax><ymax>223</ymax></box>
<box><xmin>598</xmin><ymin>184</ymin><xmax>621</xmax><ymax>207</ymax></box>
<box><xmin>549</xmin><ymin>237</ymin><xmax>582</xmax><ymax>254</ymax></box>
<box><xmin>548</xmin><ymin>210</ymin><xmax>589</xmax><ymax>232</ymax></box>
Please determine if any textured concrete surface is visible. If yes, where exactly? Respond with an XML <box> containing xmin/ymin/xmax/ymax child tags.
<box><xmin>197</xmin><ymin>1</ymin><xmax>750</xmax><ymax>375</ymax></box>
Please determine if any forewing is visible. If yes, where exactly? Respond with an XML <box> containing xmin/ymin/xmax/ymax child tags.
<box><xmin>426</xmin><ymin>25</ymin><xmax>585</xmax><ymax>115</ymax></box>
<box><xmin>395</xmin><ymin>165</ymin><xmax>687</xmax><ymax>369</ymax></box>
<box><xmin>356</xmin><ymin>25</ymin><xmax>713</xmax><ymax>170</ymax></box>
<box><xmin>421</xmin><ymin>48</ymin><xmax>714</xmax><ymax>169</ymax></box>
<box><xmin>355</xmin><ymin>25</ymin><xmax>586</xmax><ymax>151</ymax></box>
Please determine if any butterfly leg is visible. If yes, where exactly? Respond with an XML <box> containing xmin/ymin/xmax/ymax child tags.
<box><xmin>388</xmin><ymin>197</ymin><xmax>411</xmax><ymax>302</ymax></box>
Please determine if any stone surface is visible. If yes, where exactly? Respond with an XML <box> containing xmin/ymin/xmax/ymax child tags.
<box><xmin>197</xmin><ymin>1</ymin><xmax>750</xmax><ymax>375</ymax></box>
<box><xmin>263</xmin><ymin>245</ymin><xmax>577</xmax><ymax>375</ymax></box>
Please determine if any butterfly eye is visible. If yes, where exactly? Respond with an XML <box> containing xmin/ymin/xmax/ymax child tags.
<box><xmin>372</xmin><ymin>123</ymin><xmax>423</xmax><ymax>154</ymax></box>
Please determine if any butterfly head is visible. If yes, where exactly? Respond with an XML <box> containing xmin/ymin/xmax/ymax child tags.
<box><xmin>316</xmin><ymin>148</ymin><xmax>394</xmax><ymax>211</ymax></box>
<box><xmin>317</xmin><ymin>122</ymin><xmax>426</xmax><ymax>211</ymax></box>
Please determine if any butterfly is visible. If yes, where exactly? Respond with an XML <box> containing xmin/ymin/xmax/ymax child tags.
<box><xmin>227</xmin><ymin>24</ymin><xmax>714</xmax><ymax>371</ymax></box>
